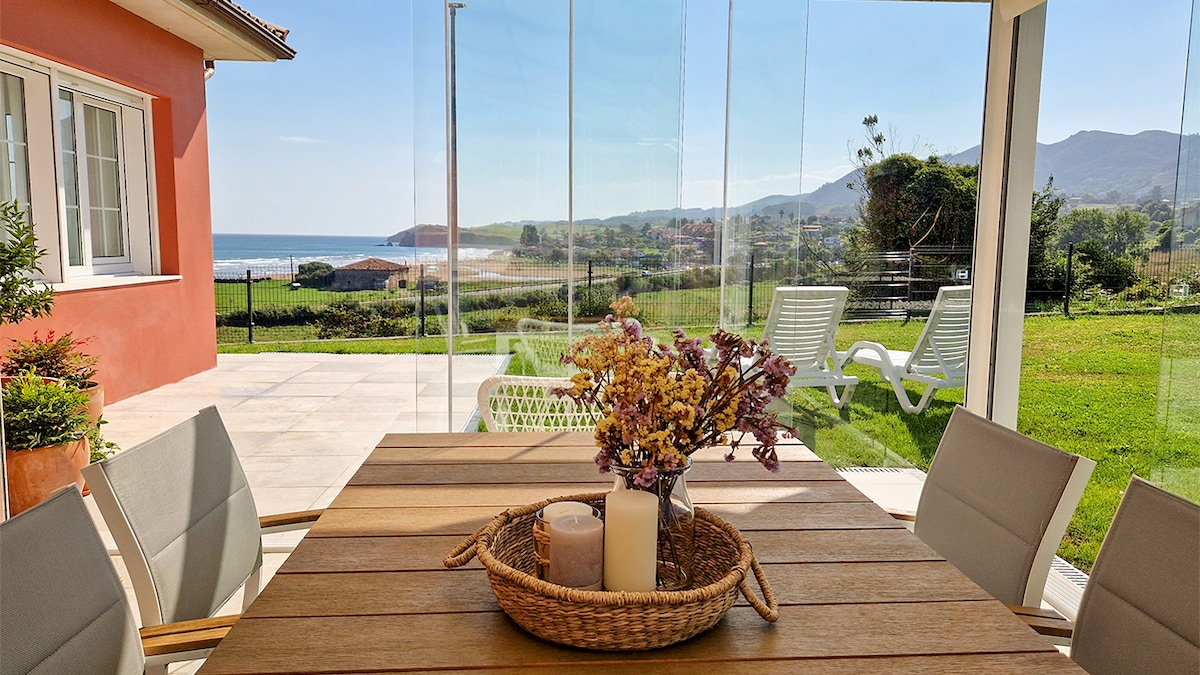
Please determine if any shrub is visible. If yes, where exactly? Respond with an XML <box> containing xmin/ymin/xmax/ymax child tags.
<box><xmin>2</xmin><ymin>331</ymin><xmax>98</xmax><ymax>389</ymax></box>
<box><xmin>2</xmin><ymin>372</ymin><xmax>90</xmax><ymax>450</ymax></box>
<box><xmin>297</xmin><ymin>261</ymin><xmax>334</xmax><ymax>288</ymax></box>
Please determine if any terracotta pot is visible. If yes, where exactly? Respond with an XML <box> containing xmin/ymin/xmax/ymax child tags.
<box><xmin>82</xmin><ymin>382</ymin><xmax>104</xmax><ymax>424</ymax></box>
<box><xmin>5</xmin><ymin>437</ymin><xmax>89</xmax><ymax>516</ymax></box>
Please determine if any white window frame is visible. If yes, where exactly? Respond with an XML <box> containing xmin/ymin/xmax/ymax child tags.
<box><xmin>0</xmin><ymin>45</ymin><xmax>160</xmax><ymax>285</ymax></box>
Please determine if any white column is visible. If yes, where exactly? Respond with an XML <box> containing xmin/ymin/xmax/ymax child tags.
<box><xmin>966</xmin><ymin>1</ymin><xmax>1047</xmax><ymax>428</ymax></box>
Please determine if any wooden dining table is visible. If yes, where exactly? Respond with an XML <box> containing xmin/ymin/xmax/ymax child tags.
<box><xmin>197</xmin><ymin>431</ymin><xmax>1083</xmax><ymax>673</ymax></box>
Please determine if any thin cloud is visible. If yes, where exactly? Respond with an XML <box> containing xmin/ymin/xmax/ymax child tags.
<box><xmin>279</xmin><ymin>136</ymin><xmax>324</xmax><ymax>144</ymax></box>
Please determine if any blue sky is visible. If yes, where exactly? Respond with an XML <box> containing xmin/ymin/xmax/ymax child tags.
<box><xmin>207</xmin><ymin>0</ymin><xmax>1192</xmax><ymax>236</ymax></box>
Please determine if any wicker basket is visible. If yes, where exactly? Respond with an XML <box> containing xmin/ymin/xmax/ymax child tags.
<box><xmin>444</xmin><ymin>492</ymin><xmax>778</xmax><ymax>651</ymax></box>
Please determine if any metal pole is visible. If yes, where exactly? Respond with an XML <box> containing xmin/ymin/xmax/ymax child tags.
<box><xmin>747</xmin><ymin>249</ymin><xmax>755</xmax><ymax>327</ymax></box>
<box><xmin>445</xmin><ymin>2</ymin><xmax>468</xmax><ymax>431</ymax></box>
<box><xmin>290</xmin><ymin>255</ymin><xmax>295</xmax><ymax>283</ymax></box>
<box><xmin>246</xmin><ymin>269</ymin><xmax>255</xmax><ymax>344</ymax></box>
<box><xmin>1063</xmin><ymin>242</ymin><xmax>1074</xmax><ymax>317</ymax></box>
<box><xmin>588</xmin><ymin>259</ymin><xmax>593</xmax><ymax>290</ymax></box>
<box><xmin>419</xmin><ymin>263</ymin><xmax>427</xmax><ymax>337</ymax></box>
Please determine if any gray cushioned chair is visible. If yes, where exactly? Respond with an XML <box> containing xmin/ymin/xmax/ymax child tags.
<box><xmin>1068</xmin><ymin>476</ymin><xmax>1200</xmax><ymax>675</ymax></box>
<box><xmin>81</xmin><ymin>406</ymin><xmax>322</xmax><ymax>631</ymax></box>
<box><xmin>0</xmin><ymin>487</ymin><xmax>234</xmax><ymax>674</ymax></box>
<box><xmin>899</xmin><ymin>406</ymin><xmax>1095</xmax><ymax>607</ymax></box>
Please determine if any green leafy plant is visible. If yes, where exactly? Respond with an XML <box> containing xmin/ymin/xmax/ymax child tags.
<box><xmin>3</xmin><ymin>330</ymin><xmax>99</xmax><ymax>389</ymax></box>
<box><xmin>85</xmin><ymin>416</ymin><xmax>119</xmax><ymax>462</ymax></box>
<box><xmin>0</xmin><ymin>201</ymin><xmax>54</xmax><ymax>325</ymax></box>
<box><xmin>1</xmin><ymin>372</ymin><xmax>90</xmax><ymax>451</ymax></box>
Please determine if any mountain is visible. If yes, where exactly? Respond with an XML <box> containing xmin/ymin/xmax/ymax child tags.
<box><xmin>391</xmin><ymin>130</ymin><xmax>1182</xmax><ymax>241</ymax></box>
<box><xmin>386</xmin><ymin>224</ymin><xmax>514</xmax><ymax>247</ymax></box>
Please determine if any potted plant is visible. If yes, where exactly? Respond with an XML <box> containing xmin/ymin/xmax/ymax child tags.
<box><xmin>3</xmin><ymin>330</ymin><xmax>103</xmax><ymax>422</ymax></box>
<box><xmin>2</xmin><ymin>371</ymin><xmax>90</xmax><ymax>515</ymax></box>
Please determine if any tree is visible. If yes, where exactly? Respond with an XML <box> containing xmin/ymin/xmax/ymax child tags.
<box><xmin>296</xmin><ymin>261</ymin><xmax>334</xmax><ymax>288</ymax></box>
<box><xmin>520</xmin><ymin>224</ymin><xmax>540</xmax><ymax>247</ymax></box>
<box><xmin>0</xmin><ymin>201</ymin><xmax>54</xmax><ymax>325</ymax></box>
<box><xmin>858</xmin><ymin>153</ymin><xmax>978</xmax><ymax>251</ymax></box>
<box><xmin>1056</xmin><ymin>208</ymin><xmax>1150</xmax><ymax>256</ymax></box>
<box><xmin>1028</xmin><ymin>177</ymin><xmax>1065</xmax><ymax>286</ymax></box>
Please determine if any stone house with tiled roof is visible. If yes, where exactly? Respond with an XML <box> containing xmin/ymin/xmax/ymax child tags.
<box><xmin>332</xmin><ymin>257</ymin><xmax>411</xmax><ymax>291</ymax></box>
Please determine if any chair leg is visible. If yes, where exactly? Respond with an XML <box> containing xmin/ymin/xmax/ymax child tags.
<box><xmin>144</xmin><ymin>664</ymin><xmax>167</xmax><ymax>675</ymax></box>
<box><xmin>242</xmin><ymin>566</ymin><xmax>263</xmax><ymax>612</ymax></box>
<box><xmin>826</xmin><ymin>382</ymin><xmax>856</xmax><ymax>409</ymax></box>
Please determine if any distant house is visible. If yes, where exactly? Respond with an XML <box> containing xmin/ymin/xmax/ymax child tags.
<box><xmin>332</xmin><ymin>258</ymin><xmax>410</xmax><ymax>291</ymax></box>
<box><xmin>0</xmin><ymin>0</ymin><xmax>293</xmax><ymax>402</ymax></box>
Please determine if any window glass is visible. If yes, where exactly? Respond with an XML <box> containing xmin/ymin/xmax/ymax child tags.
<box><xmin>0</xmin><ymin>71</ymin><xmax>30</xmax><ymax>211</ymax></box>
<box><xmin>58</xmin><ymin>90</ymin><xmax>83</xmax><ymax>266</ymax></box>
<box><xmin>82</xmin><ymin>103</ymin><xmax>124</xmax><ymax>259</ymax></box>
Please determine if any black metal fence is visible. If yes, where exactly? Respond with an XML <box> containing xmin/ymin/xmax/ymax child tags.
<box><xmin>215</xmin><ymin>247</ymin><xmax>1196</xmax><ymax>344</ymax></box>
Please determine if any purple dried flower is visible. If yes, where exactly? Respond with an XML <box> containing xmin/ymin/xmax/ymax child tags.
<box><xmin>634</xmin><ymin>464</ymin><xmax>658</xmax><ymax>487</ymax></box>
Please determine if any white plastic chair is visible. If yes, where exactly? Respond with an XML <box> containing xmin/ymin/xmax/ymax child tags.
<box><xmin>761</xmin><ymin>286</ymin><xmax>858</xmax><ymax>408</ymax></box>
<box><xmin>477</xmin><ymin>375</ymin><xmax>597</xmax><ymax>432</ymax></box>
<box><xmin>839</xmin><ymin>285</ymin><xmax>971</xmax><ymax>413</ymax></box>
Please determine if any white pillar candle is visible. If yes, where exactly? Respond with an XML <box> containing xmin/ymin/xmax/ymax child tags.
<box><xmin>547</xmin><ymin>514</ymin><xmax>604</xmax><ymax>590</ymax></box>
<box><xmin>603</xmin><ymin>489</ymin><xmax>658</xmax><ymax>592</ymax></box>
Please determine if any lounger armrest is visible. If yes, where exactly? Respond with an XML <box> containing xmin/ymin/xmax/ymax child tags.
<box><xmin>1005</xmin><ymin>603</ymin><xmax>1074</xmax><ymax>639</ymax></box>
<box><xmin>140</xmin><ymin>614</ymin><xmax>238</xmax><ymax>657</ymax></box>
<box><xmin>259</xmin><ymin>509</ymin><xmax>324</xmax><ymax>534</ymax></box>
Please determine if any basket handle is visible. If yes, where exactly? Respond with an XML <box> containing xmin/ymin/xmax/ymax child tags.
<box><xmin>738</xmin><ymin>552</ymin><xmax>779</xmax><ymax>622</ymax></box>
<box><xmin>443</xmin><ymin>526</ymin><xmax>486</xmax><ymax>568</ymax></box>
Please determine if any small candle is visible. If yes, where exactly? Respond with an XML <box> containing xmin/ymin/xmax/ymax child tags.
<box><xmin>534</xmin><ymin>501</ymin><xmax>597</xmax><ymax>580</ymax></box>
<box><xmin>547</xmin><ymin>514</ymin><xmax>604</xmax><ymax>589</ymax></box>
<box><xmin>603</xmin><ymin>489</ymin><xmax>658</xmax><ymax>592</ymax></box>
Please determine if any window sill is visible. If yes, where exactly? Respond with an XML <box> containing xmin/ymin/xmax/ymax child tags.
<box><xmin>51</xmin><ymin>274</ymin><xmax>182</xmax><ymax>293</ymax></box>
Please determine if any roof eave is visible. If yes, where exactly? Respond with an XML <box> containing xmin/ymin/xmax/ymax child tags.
<box><xmin>107</xmin><ymin>0</ymin><xmax>295</xmax><ymax>62</ymax></box>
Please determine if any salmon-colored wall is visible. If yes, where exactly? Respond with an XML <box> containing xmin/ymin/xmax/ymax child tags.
<box><xmin>0</xmin><ymin>0</ymin><xmax>218</xmax><ymax>402</ymax></box>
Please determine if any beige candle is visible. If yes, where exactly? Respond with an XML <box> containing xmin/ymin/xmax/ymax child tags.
<box><xmin>548</xmin><ymin>514</ymin><xmax>604</xmax><ymax>589</ymax></box>
<box><xmin>534</xmin><ymin>501</ymin><xmax>596</xmax><ymax>580</ymax></box>
<box><xmin>603</xmin><ymin>489</ymin><xmax>658</xmax><ymax>592</ymax></box>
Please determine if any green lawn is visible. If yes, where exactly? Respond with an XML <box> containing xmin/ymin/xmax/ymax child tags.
<box><xmin>219</xmin><ymin>311</ymin><xmax>1199</xmax><ymax>572</ymax></box>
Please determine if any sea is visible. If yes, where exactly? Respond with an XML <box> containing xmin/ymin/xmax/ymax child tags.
<box><xmin>211</xmin><ymin>233</ymin><xmax>500</xmax><ymax>277</ymax></box>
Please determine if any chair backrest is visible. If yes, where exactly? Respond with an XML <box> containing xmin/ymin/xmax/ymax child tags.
<box><xmin>1071</xmin><ymin>476</ymin><xmax>1199</xmax><ymax>675</ymax></box>
<box><xmin>478</xmin><ymin>375</ymin><xmax>597</xmax><ymax>432</ymax></box>
<box><xmin>761</xmin><ymin>286</ymin><xmax>849</xmax><ymax>374</ymax></box>
<box><xmin>914</xmin><ymin>406</ymin><xmax>1095</xmax><ymax>606</ymax></box>
<box><xmin>0</xmin><ymin>487</ymin><xmax>145</xmax><ymax>674</ymax></box>
<box><xmin>905</xmin><ymin>285</ymin><xmax>971</xmax><ymax>378</ymax></box>
<box><xmin>81</xmin><ymin>406</ymin><xmax>264</xmax><ymax>627</ymax></box>
<box><xmin>516</xmin><ymin>318</ymin><xmax>574</xmax><ymax>376</ymax></box>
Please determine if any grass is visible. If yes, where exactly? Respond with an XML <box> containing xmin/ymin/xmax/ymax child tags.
<box><xmin>218</xmin><ymin>310</ymin><xmax>1199</xmax><ymax>572</ymax></box>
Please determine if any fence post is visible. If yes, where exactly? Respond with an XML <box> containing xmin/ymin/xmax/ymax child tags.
<box><xmin>419</xmin><ymin>263</ymin><xmax>427</xmax><ymax>338</ymax></box>
<box><xmin>245</xmin><ymin>269</ymin><xmax>255</xmax><ymax>344</ymax></box>
<box><xmin>1063</xmin><ymin>242</ymin><xmax>1074</xmax><ymax>317</ymax></box>
<box><xmin>747</xmin><ymin>249</ymin><xmax>756</xmax><ymax>327</ymax></box>
<box><xmin>588</xmin><ymin>259</ymin><xmax>593</xmax><ymax>289</ymax></box>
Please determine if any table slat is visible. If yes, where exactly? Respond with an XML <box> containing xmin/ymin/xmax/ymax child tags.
<box><xmin>331</xmin><ymin>482</ymin><xmax>870</xmax><ymax>509</ymax></box>
<box><xmin>199</xmin><ymin>602</ymin><xmax>1062</xmax><ymax>674</ymax></box>
<box><xmin>349</xmin><ymin>460</ymin><xmax>842</xmax><ymax>485</ymax></box>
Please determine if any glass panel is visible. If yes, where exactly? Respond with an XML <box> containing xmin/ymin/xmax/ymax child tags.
<box><xmin>83</xmin><ymin>103</ymin><xmax>124</xmax><ymax>259</ymax></box>
<box><xmin>59</xmin><ymin>91</ymin><xmax>83</xmax><ymax>266</ymax></box>
<box><xmin>1159</xmin><ymin>0</ymin><xmax>1200</xmax><ymax>501</ymax></box>
<box><xmin>1021</xmin><ymin>0</ymin><xmax>1193</xmax><ymax>574</ymax></box>
<box><xmin>0</xmin><ymin>71</ymin><xmax>30</xmax><ymax>212</ymax></box>
<box><xmin>781</xmin><ymin>0</ymin><xmax>987</xmax><ymax>469</ymax></box>
<box><xmin>447</xmin><ymin>0</ymin><xmax>571</xmax><ymax>392</ymax></box>
<box><xmin>573</xmin><ymin>0</ymin><xmax>685</xmax><ymax>337</ymax></box>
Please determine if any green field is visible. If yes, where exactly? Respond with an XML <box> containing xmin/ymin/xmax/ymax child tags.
<box><xmin>219</xmin><ymin>311</ymin><xmax>1199</xmax><ymax>572</ymax></box>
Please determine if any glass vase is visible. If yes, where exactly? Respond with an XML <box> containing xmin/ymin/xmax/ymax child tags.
<box><xmin>610</xmin><ymin>458</ymin><xmax>695</xmax><ymax>591</ymax></box>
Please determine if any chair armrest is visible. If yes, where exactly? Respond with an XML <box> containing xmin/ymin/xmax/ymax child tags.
<box><xmin>886</xmin><ymin>509</ymin><xmax>916</xmax><ymax>522</ymax></box>
<box><xmin>140</xmin><ymin>614</ymin><xmax>238</xmax><ymax>657</ymax></box>
<box><xmin>259</xmin><ymin>509</ymin><xmax>324</xmax><ymax>534</ymax></box>
<box><xmin>1005</xmin><ymin>603</ymin><xmax>1074</xmax><ymax>639</ymax></box>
